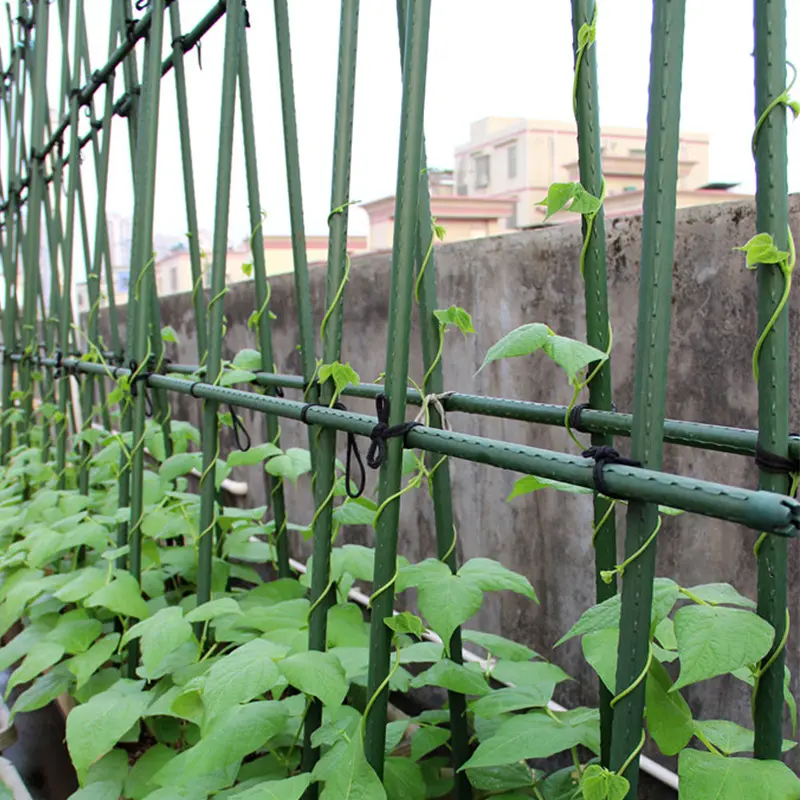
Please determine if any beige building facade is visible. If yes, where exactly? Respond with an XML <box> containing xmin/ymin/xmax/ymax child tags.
<box><xmin>453</xmin><ymin>117</ymin><xmax>748</xmax><ymax>228</ymax></box>
<box><xmin>76</xmin><ymin>234</ymin><xmax>369</xmax><ymax>311</ymax></box>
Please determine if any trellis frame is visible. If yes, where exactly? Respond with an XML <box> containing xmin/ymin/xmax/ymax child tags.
<box><xmin>0</xmin><ymin>1</ymin><xmax>796</xmax><ymax>797</ymax></box>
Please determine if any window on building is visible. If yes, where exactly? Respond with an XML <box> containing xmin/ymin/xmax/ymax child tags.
<box><xmin>474</xmin><ymin>154</ymin><xmax>490</xmax><ymax>189</ymax></box>
<box><xmin>508</xmin><ymin>201</ymin><xmax>518</xmax><ymax>230</ymax></box>
<box><xmin>507</xmin><ymin>143</ymin><xmax>517</xmax><ymax>180</ymax></box>
<box><xmin>116</xmin><ymin>271</ymin><xmax>130</xmax><ymax>293</ymax></box>
<box><xmin>170</xmin><ymin>267</ymin><xmax>178</xmax><ymax>293</ymax></box>
<box><xmin>78</xmin><ymin>293</ymin><xmax>86</xmax><ymax>309</ymax></box>
<box><xmin>456</xmin><ymin>159</ymin><xmax>468</xmax><ymax>196</ymax></box>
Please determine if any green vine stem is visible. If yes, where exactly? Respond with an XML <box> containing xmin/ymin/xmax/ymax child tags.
<box><xmin>617</xmin><ymin>730</ymin><xmax>647</xmax><ymax>778</ymax></box>
<box><xmin>752</xmin><ymin>60</ymin><xmax>799</xmax><ymax>155</ymax></box>
<box><xmin>600</xmin><ymin>514</ymin><xmax>662</xmax><ymax>584</ymax></box>
<box><xmin>609</xmin><ymin>645</ymin><xmax>652</xmax><ymax>709</ymax></box>
<box><xmin>572</xmin><ymin>4</ymin><xmax>597</xmax><ymax>119</ymax></box>
<box><xmin>751</xmin><ymin>229</ymin><xmax>795</xmax><ymax>382</ymax></box>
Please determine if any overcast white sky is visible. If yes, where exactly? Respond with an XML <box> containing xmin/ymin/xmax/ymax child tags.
<box><xmin>7</xmin><ymin>1</ymin><xmax>800</xmax><ymax>276</ymax></box>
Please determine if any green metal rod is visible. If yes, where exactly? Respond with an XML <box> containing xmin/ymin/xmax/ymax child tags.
<box><xmin>197</xmin><ymin>0</ymin><xmax>242</xmax><ymax>609</ymax></box>
<box><xmin>752</xmin><ymin>0</ymin><xmax>790</xmax><ymax>760</ymax></box>
<box><xmin>55</xmin><ymin>0</ymin><xmax>85</xmax><ymax>488</ymax></box>
<box><xmin>273</xmin><ymin>0</ymin><xmax>317</xmax><ymax>396</ymax></box>
<box><xmin>127</xmin><ymin>0</ymin><xmax>166</xmax><ymax>638</ymax></box>
<box><xmin>19</xmin><ymin>0</ymin><xmax>48</xmax><ymax>447</ymax></box>
<box><xmin>302</xmin><ymin>0</ymin><xmax>361</xmax><ymax>783</ymax></box>
<box><xmin>571</xmin><ymin>0</ymin><xmax>616</xmax><ymax>767</ymax></box>
<box><xmin>162</xmin><ymin>362</ymin><xmax>800</xmax><ymax>461</ymax></box>
<box><xmin>394</xmin><ymin>1</ymin><xmax>469</xmax><ymax>793</ymax></box>
<box><xmin>168</xmin><ymin>1</ymin><xmax>208</xmax><ymax>362</ymax></box>
<box><xmin>365</xmin><ymin>0</ymin><xmax>431</xmax><ymax>776</ymax></box>
<box><xmin>609</xmin><ymin>2</ymin><xmax>686</xmax><ymax>793</ymax></box>
<box><xmin>237</xmin><ymin>27</ymin><xmax>291</xmax><ymax>578</ymax></box>
<box><xmin>0</xmin><ymin>11</ymin><xmax>25</xmax><ymax>460</ymax></box>
<box><xmin>30</xmin><ymin>358</ymin><xmax>800</xmax><ymax>536</ymax></box>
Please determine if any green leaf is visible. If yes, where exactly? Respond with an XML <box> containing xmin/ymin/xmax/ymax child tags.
<box><xmin>85</xmin><ymin>571</ymin><xmax>151</xmax><ymax>620</ymax></box>
<box><xmin>410</xmin><ymin>660</ymin><xmax>491</xmax><ymax>696</ymax></box>
<box><xmin>318</xmin><ymin>361</ymin><xmax>360</xmax><ymax>401</ymax></box>
<box><xmin>159</xmin><ymin>453</ymin><xmax>201</xmax><ymax>482</ymax></box>
<box><xmin>241</xmin><ymin>261</ymin><xmax>253</xmax><ymax>277</ymax></box>
<box><xmin>265</xmin><ymin>448</ymin><xmax>311</xmax><ymax>484</ymax></box>
<box><xmin>152</xmin><ymin>701</ymin><xmax>288</xmax><ymax>787</ymax></box>
<box><xmin>673</xmin><ymin>605</ymin><xmax>775</xmax><ymax>690</ymax></box>
<box><xmin>541</xmin><ymin>335</ymin><xmax>607</xmax><ymax>386</ymax></box>
<box><xmin>184</xmin><ymin>598</ymin><xmax>242</xmax><ymax>623</ymax></box>
<box><xmin>161</xmin><ymin>325</ymin><xmax>179</xmax><ymax>344</ymax></box>
<box><xmin>332</xmin><ymin>498</ymin><xmax>378</xmax><ymax>528</ymax></box>
<box><xmin>461</xmin><ymin>711</ymin><xmax>590</xmax><ymax>770</ymax></box>
<box><xmin>66</xmin><ymin>683</ymin><xmax>151</xmax><ymax>781</ymax></box>
<box><xmin>55</xmin><ymin>568</ymin><xmax>109</xmax><ymax>603</ymax></box>
<box><xmin>682</xmin><ymin>583</ymin><xmax>756</xmax><ymax>609</ymax></box>
<box><xmin>581</xmin><ymin>628</ymin><xmax>618</xmax><ymax>693</ymax></box>
<box><xmin>124</xmin><ymin>744</ymin><xmax>177</xmax><ymax>800</ymax></box>
<box><xmin>460</xmin><ymin>630</ymin><xmax>539</xmax><ymax>662</ymax></box>
<box><xmin>318</xmin><ymin>735</ymin><xmax>386</xmax><ymax>799</ymax></box>
<box><xmin>279</xmin><ymin>651</ymin><xmax>348</xmax><ymax>706</ymax></box>
<box><xmin>232</xmin><ymin>349</ymin><xmax>263</xmax><ymax>371</ymax></box>
<box><xmin>47</xmin><ymin>613</ymin><xmax>103</xmax><ymax>654</ymax></box>
<box><xmin>678</xmin><ymin>748</ymin><xmax>800</xmax><ymax>800</ymax></box>
<box><xmin>569</xmin><ymin>185</ymin><xmax>602</xmax><ymax>216</ymax></box>
<box><xmin>470</xmin><ymin>685</ymin><xmax>556</xmax><ymax>718</ymax></box>
<box><xmin>580</xmin><ymin>765</ymin><xmax>629</xmax><ymax>800</ymax></box>
<box><xmin>694</xmin><ymin>719</ymin><xmax>796</xmax><ymax>755</ymax></box>
<box><xmin>6</xmin><ymin>642</ymin><xmax>65</xmax><ymax>695</ymax></box>
<box><xmin>66</xmin><ymin>635</ymin><xmax>121</xmax><ymax>690</ymax></box>
<box><xmin>384</xmin><ymin>757</ymin><xmax>426</xmax><ymax>800</ymax></box>
<box><xmin>232</xmin><ymin>774</ymin><xmax>313</xmax><ymax>800</ymax></box>
<box><xmin>490</xmin><ymin>660</ymin><xmax>571</xmax><ymax>689</ymax></box>
<box><xmin>465</xmin><ymin>762</ymin><xmax>537</xmax><ymax>793</ymax></box>
<box><xmin>384</xmin><ymin>612</ymin><xmax>424</xmax><ymax>638</ymax></box>
<box><xmin>219</xmin><ymin>369</ymin><xmax>257</xmax><ymax>387</ymax></box>
<box><xmin>203</xmin><ymin>639</ymin><xmax>282</xmax><ymax>720</ymax></box>
<box><xmin>432</xmin><ymin>306</ymin><xmax>476</xmax><ymax>336</ymax></box>
<box><xmin>477</xmin><ymin>323</ymin><xmax>552</xmax><ymax>373</ymax></box>
<box><xmin>645</xmin><ymin>657</ymin><xmax>693</xmax><ymax>756</ymax></box>
<box><xmin>507</xmin><ymin>474</ymin><xmax>593</xmax><ymax>501</ymax></box>
<box><xmin>418</xmin><ymin>574</ymin><xmax>483</xmax><ymax>649</ymax></box>
<box><xmin>557</xmin><ymin>578</ymin><xmax>678</xmax><ymax>645</ymax></box>
<box><xmin>654</xmin><ymin>617</ymin><xmax>677</xmax><ymax>650</ymax></box>
<box><xmin>10</xmin><ymin>663</ymin><xmax>73</xmax><ymax>719</ymax></box>
<box><xmin>85</xmin><ymin>748</ymin><xmax>128</xmax><ymax>789</ymax></box>
<box><xmin>385</xmin><ymin>719</ymin><xmax>409</xmax><ymax>755</ymax></box>
<box><xmin>228</xmin><ymin>443</ymin><xmax>282</xmax><ymax>468</ymax></box>
<box><xmin>734</xmin><ymin>232</ymin><xmax>789</xmax><ymax>269</ymax></box>
<box><xmin>458</xmin><ymin>558</ymin><xmax>537</xmax><ymax>601</ymax></box>
<box><xmin>121</xmin><ymin>607</ymin><xmax>194</xmax><ymax>679</ymax></box>
<box><xmin>397</xmin><ymin>641</ymin><xmax>445</xmax><ymax>664</ymax></box>
<box><xmin>68</xmin><ymin>782</ymin><xmax>121</xmax><ymax>800</ymax></box>
<box><xmin>537</xmin><ymin>182</ymin><xmax>577</xmax><ymax>219</ymax></box>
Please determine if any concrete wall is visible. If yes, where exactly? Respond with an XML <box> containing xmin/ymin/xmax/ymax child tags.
<box><xmin>100</xmin><ymin>195</ymin><xmax>800</xmax><ymax>778</ymax></box>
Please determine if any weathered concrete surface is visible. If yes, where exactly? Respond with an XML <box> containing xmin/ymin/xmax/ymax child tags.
<box><xmin>101</xmin><ymin>196</ymin><xmax>800</xmax><ymax>781</ymax></box>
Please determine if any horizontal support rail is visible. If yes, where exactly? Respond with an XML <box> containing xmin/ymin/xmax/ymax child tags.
<box><xmin>36</xmin><ymin>357</ymin><xmax>800</xmax><ymax>535</ymax></box>
<box><xmin>162</xmin><ymin>361</ymin><xmax>800</xmax><ymax>461</ymax></box>
<box><xmin>1</xmin><ymin>1</ymin><xmax>227</xmax><ymax>212</ymax></box>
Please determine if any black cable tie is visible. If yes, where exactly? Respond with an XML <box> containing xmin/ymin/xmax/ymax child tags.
<box><xmin>299</xmin><ymin>401</ymin><xmax>365</xmax><ymax>498</ymax></box>
<box><xmin>366</xmin><ymin>393</ymin><xmax>422</xmax><ymax>470</ymax></box>
<box><xmin>135</xmin><ymin>0</ymin><xmax>151</xmax><ymax>9</ymax></box>
<box><xmin>242</xmin><ymin>0</ymin><xmax>251</xmax><ymax>28</ymax></box>
<box><xmin>755</xmin><ymin>442</ymin><xmax>799</xmax><ymax>476</ymax></box>
<box><xmin>582</xmin><ymin>445</ymin><xmax>641</xmax><ymax>499</ymax></box>
<box><xmin>568</xmin><ymin>403</ymin><xmax>591</xmax><ymax>434</ymax></box>
<box><xmin>125</xmin><ymin>18</ymin><xmax>137</xmax><ymax>45</ymax></box>
<box><xmin>128</xmin><ymin>359</ymin><xmax>154</xmax><ymax>416</ymax></box>
<box><xmin>197</xmin><ymin>39</ymin><xmax>202</xmax><ymax>70</ymax></box>
<box><xmin>227</xmin><ymin>404</ymin><xmax>251</xmax><ymax>452</ymax></box>
<box><xmin>273</xmin><ymin>385</ymin><xmax>285</xmax><ymax>399</ymax></box>
<box><xmin>189</xmin><ymin>381</ymin><xmax>202</xmax><ymax>398</ymax></box>
<box><xmin>54</xmin><ymin>349</ymin><xmax>63</xmax><ymax>378</ymax></box>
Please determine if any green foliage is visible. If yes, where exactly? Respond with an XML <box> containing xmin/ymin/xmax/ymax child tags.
<box><xmin>432</xmin><ymin>305</ymin><xmax>475</xmax><ymax>336</ymax></box>
<box><xmin>537</xmin><ymin>181</ymin><xmax>602</xmax><ymax>220</ymax></box>
<box><xmin>735</xmin><ymin>232</ymin><xmax>789</xmax><ymax>270</ymax></box>
<box><xmin>318</xmin><ymin>361</ymin><xmax>360</xmax><ymax>405</ymax></box>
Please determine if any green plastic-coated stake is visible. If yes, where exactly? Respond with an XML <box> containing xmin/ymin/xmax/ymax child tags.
<box><xmin>238</xmin><ymin>27</ymin><xmax>291</xmax><ymax>578</ymax></box>
<box><xmin>394</xmin><ymin>1</ymin><xmax>470</xmax><ymax>793</ymax></box>
<box><xmin>168</xmin><ymin>1</ymin><xmax>208</xmax><ymax>363</ymax></box>
<box><xmin>125</xmin><ymin>0</ymin><xmax>166</xmax><ymax>674</ymax></box>
<box><xmin>364</xmin><ymin>0</ymin><xmax>432</xmax><ymax>777</ymax></box>
<box><xmin>609</xmin><ymin>2</ymin><xmax>686</xmax><ymax>795</ymax></box>
<box><xmin>19</xmin><ymin>1</ymin><xmax>48</xmax><ymax>446</ymax></box>
<box><xmin>197</xmin><ymin>0</ymin><xmax>243</xmax><ymax>609</ymax></box>
<box><xmin>55</xmin><ymin>0</ymin><xmax>85</xmax><ymax>488</ymax></box>
<box><xmin>752</xmin><ymin>0</ymin><xmax>790</xmax><ymax>761</ymax></box>
<box><xmin>571</xmin><ymin>0</ymin><xmax>616</xmax><ymax>765</ymax></box>
<box><xmin>301</xmin><ymin>0</ymin><xmax>360</xmax><ymax>784</ymax></box>
<box><xmin>273</xmin><ymin>0</ymin><xmax>317</xmax><ymax>400</ymax></box>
